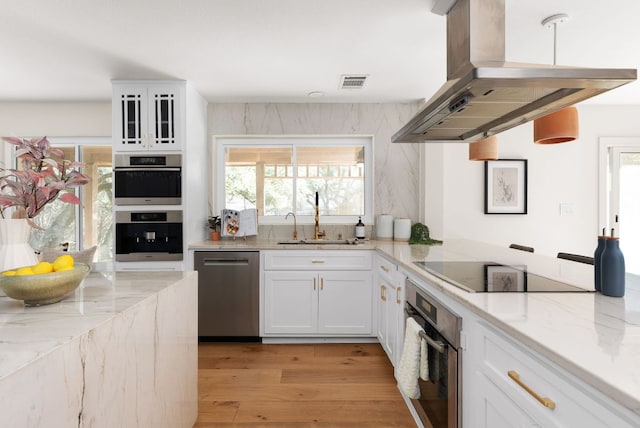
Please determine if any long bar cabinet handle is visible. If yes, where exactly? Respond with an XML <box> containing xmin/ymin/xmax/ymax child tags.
<box><xmin>311</xmin><ymin>260</ymin><xmax>325</xmax><ymax>264</ymax></box>
<box><xmin>380</xmin><ymin>265</ymin><xmax>389</xmax><ymax>272</ymax></box>
<box><xmin>320</xmin><ymin>278</ymin><xmax>324</xmax><ymax>290</ymax></box>
<box><xmin>396</xmin><ymin>287</ymin><xmax>402</xmax><ymax>304</ymax></box>
<box><xmin>508</xmin><ymin>370</ymin><xmax>556</xmax><ymax>410</ymax></box>
<box><xmin>381</xmin><ymin>285</ymin><xmax>387</xmax><ymax>301</ymax></box>
<box><xmin>313</xmin><ymin>278</ymin><xmax>316</xmax><ymax>290</ymax></box>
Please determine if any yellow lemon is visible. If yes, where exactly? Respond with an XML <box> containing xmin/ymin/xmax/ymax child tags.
<box><xmin>32</xmin><ymin>261</ymin><xmax>54</xmax><ymax>275</ymax></box>
<box><xmin>53</xmin><ymin>254</ymin><xmax>74</xmax><ymax>272</ymax></box>
<box><xmin>55</xmin><ymin>266</ymin><xmax>74</xmax><ymax>272</ymax></box>
<box><xmin>15</xmin><ymin>267</ymin><xmax>35</xmax><ymax>276</ymax></box>
<box><xmin>2</xmin><ymin>270</ymin><xmax>17</xmax><ymax>276</ymax></box>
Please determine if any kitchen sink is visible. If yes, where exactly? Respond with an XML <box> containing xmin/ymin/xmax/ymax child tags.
<box><xmin>277</xmin><ymin>239</ymin><xmax>359</xmax><ymax>245</ymax></box>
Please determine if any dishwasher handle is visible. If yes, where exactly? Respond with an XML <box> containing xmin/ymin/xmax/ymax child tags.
<box><xmin>202</xmin><ymin>258</ymin><xmax>251</xmax><ymax>266</ymax></box>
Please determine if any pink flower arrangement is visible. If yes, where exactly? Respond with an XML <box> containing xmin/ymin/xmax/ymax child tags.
<box><xmin>0</xmin><ymin>136</ymin><xmax>90</xmax><ymax>220</ymax></box>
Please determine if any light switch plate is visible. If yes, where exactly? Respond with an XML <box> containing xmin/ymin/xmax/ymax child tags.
<box><xmin>560</xmin><ymin>203</ymin><xmax>575</xmax><ymax>216</ymax></box>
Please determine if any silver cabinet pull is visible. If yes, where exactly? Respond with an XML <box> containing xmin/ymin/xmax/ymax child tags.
<box><xmin>381</xmin><ymin>285</ymin><xmax>387</xmax><ymax>301</ymax></box>
<box><xmin>508</xmin><ymin>370</ymin><xmax>556</xmax><ymax>410</ymax></box>
<box><xmin>311</xmin><ymin>260</ymin><xmax>325</xmax><ymax>264</ymax></box>
<box><xmin>396</xmin><ymin>287</ymin><xmax>402</xmax><ymax>304</ymax></box>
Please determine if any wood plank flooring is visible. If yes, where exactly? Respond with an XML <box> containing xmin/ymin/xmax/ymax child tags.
<box><xmin>195</xmin><ymin>342</ymin><xmax>417</xmax><ymax>427</ymax></box>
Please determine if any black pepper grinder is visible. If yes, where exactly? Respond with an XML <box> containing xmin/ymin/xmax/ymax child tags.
<box><xmin>355</xmin><ymin>216</ymin><xmax>365</xmax><ymax>240</ymax></box>
<box><xmin>601</xmin><ymin>228</ymin><xmax>626</xmax><ymax>297</ymax></box>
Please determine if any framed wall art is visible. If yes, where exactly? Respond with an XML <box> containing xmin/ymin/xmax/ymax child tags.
<box><xmin>484</xmin><ymin>159</ymin><xmax>528</xmax><ymax>214</ymax></box>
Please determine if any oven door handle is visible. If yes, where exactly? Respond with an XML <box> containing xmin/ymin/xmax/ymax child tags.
<box><xmin>405</xmin><ymin>308</ymin><xmax>447</xmax><ymax>354</ymax></box>
<box><xmin>418</xmin><ymin>330</ymin><xmax>446</xmax><ymax>355</ymax></box>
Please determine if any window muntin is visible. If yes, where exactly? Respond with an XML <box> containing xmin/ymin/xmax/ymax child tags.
<box><xmin>217</xmin><ymin>137</ymin><xmax>372</xmax><ymax>223</ymax></box>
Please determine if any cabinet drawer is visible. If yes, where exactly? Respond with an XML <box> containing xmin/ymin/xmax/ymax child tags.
<box><xmin>375</xmin><ymin>254</ymin><xmax>402</xmax><ymax>285</ymax></box>
<box><xmin>263</xmin><ymin>250</ymin><xmax>372</xmax><ymax>271</ymax></box>
<box><xmin>477</xmin><ymin>322</ymin><xmax>635</xmax><ymax>427</ymax></box>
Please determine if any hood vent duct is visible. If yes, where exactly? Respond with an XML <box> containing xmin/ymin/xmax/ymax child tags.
<box><xmin>392</xmin><ymin>0</ymin><xmax>636</xmax><ymax>143</ymax></box>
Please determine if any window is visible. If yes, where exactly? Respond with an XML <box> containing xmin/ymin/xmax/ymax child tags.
<box><xmin>27</xmin><ymin>138</ymin><xmax>113</xmax><ymax>264</ymax></box>
<box><xmin>216</xmin><ymin>136</ymin><xmax>373</xmax><ymax>223</ymax></box>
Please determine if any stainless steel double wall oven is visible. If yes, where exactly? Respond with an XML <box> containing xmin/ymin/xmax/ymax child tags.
<box><xmin>114</xmin><ymin>153</ymin><xmax>183</xmax><ymax>262</ymax></box>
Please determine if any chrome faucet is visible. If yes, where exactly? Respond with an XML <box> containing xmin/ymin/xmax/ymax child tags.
<box><xmin>285</xmin><ymin>212</ymin><xmax>297</xmax><ymax>240</ymax></box>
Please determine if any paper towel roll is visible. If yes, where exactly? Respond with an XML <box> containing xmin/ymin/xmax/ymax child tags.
<box><xmin>394</xmin><ymin>218</ymin><xmax>411</xmax><ymax>242</ymax></box>
<box><xmin>376</xmin><ymin>214</ymin><xmax>394</xmax><ymax>241</ymax></box>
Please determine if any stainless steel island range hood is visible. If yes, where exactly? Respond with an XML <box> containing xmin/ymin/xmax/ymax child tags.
<box><xmin>392</xmin><ymin>0</ymin><xmax>637</xmax><ymax>143</ymax></box>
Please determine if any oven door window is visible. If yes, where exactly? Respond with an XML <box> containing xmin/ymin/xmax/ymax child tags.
<box><xmin>114</xmin><ymin>169</ymin><xmax>181</xmax><ymax>199</ymax></box>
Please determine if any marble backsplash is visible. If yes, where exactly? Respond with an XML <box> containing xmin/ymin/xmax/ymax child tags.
<box><xmin>208</xmin><ymin>102</ymin><xmax>422</xmax><ymax>222</ymax></box>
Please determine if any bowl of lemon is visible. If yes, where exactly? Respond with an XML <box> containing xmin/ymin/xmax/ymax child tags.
<box><xmin>0</xmin><ymin>255</ymin><xmax>90</xmax><ymax>306</ymax></box>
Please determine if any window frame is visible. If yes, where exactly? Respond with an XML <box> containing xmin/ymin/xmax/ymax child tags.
<box><xmin>214</xmin><ymin>135</ymin><xmax>374</xmax><ymax>224</ymax></box>
<box><xmin>45</xmin><ymin>137</ymin><xmax>113</xmax><ymax>270</ymax></box>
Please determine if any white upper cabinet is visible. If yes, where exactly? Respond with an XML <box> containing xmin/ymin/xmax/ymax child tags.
<box><xmin>112</xmin><ymin>82</ymin><xmax>183</xmax><ymax>151</ymax></box>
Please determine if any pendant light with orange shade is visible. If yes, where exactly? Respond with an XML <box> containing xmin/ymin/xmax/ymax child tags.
<box><xmin>534</xmin><ymin>14</ymin><xmax>579</xmax><ymax>145</ymax></box>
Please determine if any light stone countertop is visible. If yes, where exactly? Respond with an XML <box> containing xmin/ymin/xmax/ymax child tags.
<box><xmin>191</xmin><ymin>237</ymin><xmax>640</xmax><ymax>417</ymax></box>
<box><xmin>0</xmin><ymin>270</ymin><xmax>195</xmax><ymax>382</ymax></box>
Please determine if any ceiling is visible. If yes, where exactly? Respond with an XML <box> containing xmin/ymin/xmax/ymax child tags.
<box><xmin>1</xmin><ymin>0</ymin><xmax>639</xmax><ymax>104</ymax></box>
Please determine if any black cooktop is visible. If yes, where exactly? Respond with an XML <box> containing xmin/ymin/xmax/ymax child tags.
<box><xmin>413</xmin><ymin>261</ymin><xmax>592</xmax><ymax>293</ymax></box>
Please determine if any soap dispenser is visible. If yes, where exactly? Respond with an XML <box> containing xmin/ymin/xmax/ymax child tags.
<box><xmin>355</xmin><ymin>216</ymin><xmax>365</xmax><ymax>240</ymax></box>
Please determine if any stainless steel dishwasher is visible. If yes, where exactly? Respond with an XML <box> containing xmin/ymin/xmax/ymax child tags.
<box><xmin>194</xmin><ymin>251</ymin><xmax>260</xmax><ymax>341</ymax></box>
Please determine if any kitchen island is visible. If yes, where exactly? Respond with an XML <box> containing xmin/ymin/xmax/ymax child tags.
<box><xmin>0</xmin><ymin>270</ymin><xmax>198</xmax><ymax>428</ymax></box>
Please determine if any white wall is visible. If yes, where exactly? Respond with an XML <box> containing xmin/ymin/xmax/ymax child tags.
<box><xmin>0</xmin><ymin>102</ymin><xmax>111</xmax><ymax>137</ymax></box>
<box><xmin>425</xmin><ymin>105</ymin><xmax>640</xmax><ymax>258</ymax></box>
<box><xmin>0</xmin><ymin>101</ymin><xmax>111</xmax><ymax>175</ymax></box>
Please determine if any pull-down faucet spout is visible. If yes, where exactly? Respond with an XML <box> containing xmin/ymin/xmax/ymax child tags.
<box><xmin>285</xmin><ymin>212</ymin><xmax>297</xmax><ymax>240</ymax></box>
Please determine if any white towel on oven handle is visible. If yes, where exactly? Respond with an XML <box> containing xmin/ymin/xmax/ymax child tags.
<box><xmin>420</xmin><ymin>334</ymin><xmax>429</xmax><ymax>381</ymax></box>
<box><xmin>396</xmin><ymin>317</ymin><xmax>425</xmax><ymax>399</ymax></box>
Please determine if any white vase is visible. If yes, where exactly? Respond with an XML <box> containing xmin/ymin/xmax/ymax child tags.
<box><xmin>0</xmin><ymin>218</ymin><xmax>39</xmax><ymax>272</ymax></box>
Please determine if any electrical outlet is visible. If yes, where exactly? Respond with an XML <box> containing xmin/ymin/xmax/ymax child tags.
<box><xmin>560</xmin><ymin>203</ymin><xmax>575</xmax><ymax>216</ymax></box>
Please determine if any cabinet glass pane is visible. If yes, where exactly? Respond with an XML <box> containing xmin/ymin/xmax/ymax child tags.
<box><xmin>121</xmin><ymin>95</ymin><xmax>141</xmax><ymax>144</ymax></box>
<box><xmin>154</xmin><ymin>93</ymin><xmax>175</xmax><ymax>144</ymax></box>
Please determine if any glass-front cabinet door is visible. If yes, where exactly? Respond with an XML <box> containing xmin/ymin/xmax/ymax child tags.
<box><xmin>112</xmin><ymin>83</ymin><xmax>182</xmax><ymax>152</ymax></box>
<box><xmin>148</xmin><ymin>86</ymin><xmax>180</xmax><ymax>149</ymax></box>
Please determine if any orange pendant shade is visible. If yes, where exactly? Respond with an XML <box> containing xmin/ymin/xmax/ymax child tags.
<box><xmin>533</xmin><ymin>106</ymin><xmax>579</xmax><ymax>144</ymax></box>
<box><xmin>469</xmin><ymin>136</ymin><xmax>498</xmax><ymax>161</ymax></box>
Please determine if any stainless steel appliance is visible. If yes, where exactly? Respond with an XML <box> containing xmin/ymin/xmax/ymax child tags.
<box><xmin>393</xmin><ymin>0</ymin><xmax>636</xmax><ymax>143</ymax></box>
<box><xmin>115</xmin><ymin>210</ymin><xmax>183</xmax><ymax>261</ymax></box>
<box><xmin>195</xmin><ymin>251</ymin><xmax>260</xmax><ymax>341</ymax></box>
<box><xmin>413</xmin><ymin>261</ymin><xmax>593</xmax><ymax>293</ymax></box>
<box><xmin>405</xmin><ymin>279</ymin><xmax>462</xmax><ymax>428</ymax></box>
<box><xmin>114</xmin><ymin>153</ymin><xmax>182</xmax><ymax>205</ymax></box>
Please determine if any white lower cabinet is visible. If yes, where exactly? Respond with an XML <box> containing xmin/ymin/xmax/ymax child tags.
<box><xmin>375</xmin><ymin>254</ymin><xmax>405</xmax><ymax>366</ymax></box>
<box><xmin>262</xmin><ymin>250</ymin><xmax>373</xmax><ymax>336</ymax></box>
<box><xmin>466</xmin><ymin>320</ymin><xmax>638</xmax><ymax>428</ymax></box>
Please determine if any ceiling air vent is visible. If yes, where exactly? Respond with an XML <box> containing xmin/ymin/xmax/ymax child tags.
<box><xmin>339</xmin><ymin>75</ymin><xmax>368</xmax><ymax>89</ymax></box>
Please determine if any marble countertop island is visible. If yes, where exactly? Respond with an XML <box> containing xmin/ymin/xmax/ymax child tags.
<box><xmin>0</xmin><ymin>270</ymin><xmax>198</xmax><ymax>427</ymax></box>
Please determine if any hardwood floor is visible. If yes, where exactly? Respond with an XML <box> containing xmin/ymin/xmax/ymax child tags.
<box><xmin>195</xmin><ymin>342</ymin><xmax>417</xmax><ymax>427</ymax></box>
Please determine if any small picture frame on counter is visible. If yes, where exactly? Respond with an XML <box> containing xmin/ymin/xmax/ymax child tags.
<box><xmin>484</xmin><ymin>159</ymin><xmax>528</xmax><ymax>214</ymax></box>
